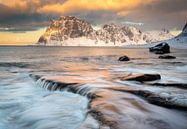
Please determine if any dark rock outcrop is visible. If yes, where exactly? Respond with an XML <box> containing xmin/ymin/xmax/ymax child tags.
<box><xmin>155</xmin><ymin>51</ymin><xmax>165</xmax><ymax>54</ymax></box>
<box><xmin>149</xmin><ymin>42</ymin><xmax>170</xmax><ymax>54</ymax></box>
<box><xmin>159</xmin><ymin>55</ymin><xmax>176</xmax><ymax>59</ymax></box>
<box><xmin>0</xmin><ymin>62</ymin><xmax>30</xmax><ymax>68</ymax></box>
<box><xmin>118</xmin><ymin>56</ymin><xmax>130</xmax><ymax>61</ymax></box>
<box><xmin>38</xmin><ymin>36</ymin><xmax>47</xmax><ymax>45</ymax></box>
<box><xmin>127</xmin><ymin>90</ymin><xmax>187</xmax><ymax>109</ymax></box>
<box><xmin>149</xmin><ymin>83</ymin><xmax>187</xmax><ymax>89</ymax></box>
<box><xmin>110</xmin><ymin>88</ymin><xmax>187</xmax><ymax>109</ymax></box>
<box><xmin>119</xmin><ymin>74</ymin><xmax>161</xmax><ymax>82</ymax></box>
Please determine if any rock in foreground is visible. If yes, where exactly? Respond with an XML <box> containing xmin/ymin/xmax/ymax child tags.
<box><xmin>149</xmin><ymin>83</ymin><xmax>187</xmax><ymax>89</ymax></box>
<box><xmin>159</xmin><ymin>55</ymin><xmax>176</xmax><ymax>59</ymax></box>
<box><xmin>110</xmin><ymin>87</ymin><xmax>187</xmax><ymax>109</ymax></box>
<box><xmin>119</xmin><ymin>74</ymin><xmax>161</xmax><ymax>82</ymax></box>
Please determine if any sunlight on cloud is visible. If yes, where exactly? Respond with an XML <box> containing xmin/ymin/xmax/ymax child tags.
<box><xmin>2</xmin><ymin>0</ymin><xmax>28</xmax><ymax>10</ymax></box>
<box><xmin>37</xmin><ymin>0</ymin><xmax>151</xmax><ymax>15</ymax></box>
<box><xmin>2</xmin><ymin>0</ymin><xmax>41</xmax><ymax>13</ymax></box>
<box><xmin>0</xmin><ymin>0</ymin><xmax>155</xmax><ymax>16</ymax></box>
<box><xmin>121</xmin><ymin>21</ymin><xmax>144</xmax><ymax>26</ymax></box>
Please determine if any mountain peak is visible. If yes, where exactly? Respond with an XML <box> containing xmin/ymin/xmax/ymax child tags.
<box><xmin>60</xmin><ymin>16</ymin><xmax>76</xmax><ymax>20</ymax></box>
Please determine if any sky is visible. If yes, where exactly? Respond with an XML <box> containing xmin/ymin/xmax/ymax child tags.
<box><xmin>0</xmin><ymin>0</ymin><xmax>186</xmax><ymax>45</ymax></box>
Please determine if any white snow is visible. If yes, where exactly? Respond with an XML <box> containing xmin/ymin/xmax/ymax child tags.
<box><xmin>41</xmin><ymin>37</ymin><xmax>147</xmax><ymax>47</ymax></box>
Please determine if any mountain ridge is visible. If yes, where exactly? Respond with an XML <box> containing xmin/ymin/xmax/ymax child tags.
<box><xmin>37</xmin><ymin>16</ymin><xmax>174</xmax><ymax>46</ymax></box>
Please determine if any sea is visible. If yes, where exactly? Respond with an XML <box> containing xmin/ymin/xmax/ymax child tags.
<box><xmin>0</xmin><ymin>46</ymin><xmax>187</xmax><ymax>129</ymax></box>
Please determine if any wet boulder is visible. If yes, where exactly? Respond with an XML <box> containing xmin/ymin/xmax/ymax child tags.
<box><xmin>149</xmin><ymin>42</ymin><xmax>170</xmax><ymax>54</ymax></box>
<box><xmin>109</xmin><ymin>87</ymin><xmax>187</xmax><ymax>109</ymax></box>
<box><xmin>119</xmin><ymin>74</ymin><xmax>161</xmax><ymax>82</ymax></box>
<box><xmin>118</xmin><ymin>56</ymin><xmax>130</xmax><ymax>61</ymax></box>
<box><xmin>155</xmin><ymin>51</ymin><xmax>165</xmax><ymax>54</ymax></box>
<box><xmin>159</xmin><ymin>55</ymin><xmax>176</xmax><ymax>59</ymax></box>
<box><xmin>149</xmin><ymin>83</ymin><xmax>187</xmax><ymax>89</ymax></box>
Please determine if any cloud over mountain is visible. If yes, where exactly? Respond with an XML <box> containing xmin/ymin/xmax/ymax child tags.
<box><xmin>0</xmin><ymin>0</ymin><xmax>186</xmax><ymax>31</ymax></box>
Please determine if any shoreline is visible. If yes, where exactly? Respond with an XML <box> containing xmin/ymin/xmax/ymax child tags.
<box><xmin>0</xmin><ymin>44</ymin><xmax>186</xmax><ymax>50</ymax></box>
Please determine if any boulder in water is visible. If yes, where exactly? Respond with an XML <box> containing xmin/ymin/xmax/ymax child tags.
<box><xmin>149</xmin><ymin>83</ymin><xmax>187</xmax><ymax>89</ymax></box>
<box><xmin>119</xmin><ymin>74</ymin><xmax>161</xmax><ymax>82</ymax></box>
<box><xmin>155</xmin><ymin>51</ymin><xmax>165</xmax><ymax>54</ymax></box>
<box><xmin>118</xmin><ymin>56</ymin><xmax>130</xmax><ymax>61</ymax></box>
<box><xmin>159</xmin><ymin>55</ymin><xmax>176</xmax><ymax>59</ymax></box>
<box><xmin>149</xmin><ymin>42</ymin><xmax>170</xmax><ymax>54</ymax></box>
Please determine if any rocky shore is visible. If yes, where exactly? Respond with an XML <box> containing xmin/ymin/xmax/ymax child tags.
<box><xmin>29</xmin><ymin>43</ymin><xmax>187</xmax><ymax>129</ymax></box>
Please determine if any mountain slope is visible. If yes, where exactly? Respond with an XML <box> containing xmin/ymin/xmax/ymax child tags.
<box><xmin>143</xmin><ymin>30</ymin><xmax>174</xmax><ymax>43</ymax></box>
<box><xmin>162</xmin><ymin>22</ymin><xmax>187</xmax><ymax>49</ymax></box>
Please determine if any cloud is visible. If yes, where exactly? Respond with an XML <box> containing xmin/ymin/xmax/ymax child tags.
<box><xmin>0</xmin><ymin>26</ymin><xmax>42</xmax><ymax>33</ymax></box>
<box><xmin>123</xmin><ymin>0</ymin><xmax>187</xmax><ymax>30</ymax></box>
<box><xmin>0</xmin><ymin>0</ymin><xmax>186</xmax><ymax>31</ymax></box>
<box><xmin>0</xmin><ymin>3</ymin><xmax>52</xmax><ymax>30</ymax></box>
<box><xmin>37</xmin><ymin>0</ymin><xmax>148</xmax><ymax>14</ymax></box>
<box><xmin>2</xmin><ymin>0</ymin><xmax>147</xmax><ymax>14</ymax></box>
<box><xmin>69</xmin><ymin>10</ymin><xmax>126</xmax><ymax>26</ymax></box>
<box><xmin>2</xmin><ymin>0</ymin><xmax>67</xmax><ymax>13</ymax></box>
<box><xmin>121</xmin><ymin>21</ymin><xmax>144</xmax><ymax>26</ymax></box>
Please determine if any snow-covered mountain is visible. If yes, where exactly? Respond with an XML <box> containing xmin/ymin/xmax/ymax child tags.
<box><xmin>173</xmin><ymin>22</ymin><xmax>187</xmax><ymax>43</ymax></box>
<box><xmin>159</xmin><ymin>22</ymin><xmax>187</xmax><ymax>49</ymax></box>
<box><xmin>37</xmin><ymin>16</ymin><xmax>174</xmax><ymax>46</ymax></box>
<box><xmin>143</xmin><ymin>30</ymin><xmax>174</xmax><ymax>43</ymax></box>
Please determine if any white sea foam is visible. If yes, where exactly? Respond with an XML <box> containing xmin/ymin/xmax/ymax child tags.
<box><xmin>0</xmin><ymin>73</ymin><xmax>88</xmax><ymax>129</ymax></box>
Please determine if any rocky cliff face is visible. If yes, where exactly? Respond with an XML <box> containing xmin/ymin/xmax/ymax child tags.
<box><xmin>38</xmin><ymin>16</ymin><xmax>93</xmax><ymax>44</ymax></box>
<box><xmin>37</xmin><ymin>16</ymin><xmax>173</xmax><ymax>46</ymax></box>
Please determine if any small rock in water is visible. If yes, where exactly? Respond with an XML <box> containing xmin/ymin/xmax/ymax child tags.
<box><xmin>118</xmin><ymin>56</ymin><xmax>130</xmax><ymax>61</ymax></box>
<box><xmin>149</xmin><ymin>42</ymin><xmax>170</xmax><ymax>54</ymax></box>
<box><xmin>119</xmin><ymin>74</ymin><xmax>161</xmax><ymax>82</ymax></box>
<box><xmin>159</xmin><ymin>55</ymin><xmax>176</xmax><ymax>59</ymax></box>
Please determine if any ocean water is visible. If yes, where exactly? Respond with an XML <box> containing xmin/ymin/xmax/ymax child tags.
<box><xmin>0</xmin><ymin>46</ymin><xmax>187</xmax><ymax>129</ymax></box>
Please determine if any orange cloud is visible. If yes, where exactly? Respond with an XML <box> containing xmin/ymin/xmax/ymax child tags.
<box><xmin>1</xmin><ymin>0</ymin><xmax>153</xmax><ymax>15</ymax></box>
<box><xmin>2</xmin><ymin>0</ymin><xmax>28</xmax><ymax>10</ymax></box>
<box><xmin>37</xmin><ymin>0</ymin><xmax>151</xmax><ymax>15</ymax></box>
<box><xmin>2</xmin><ymin>0</ymin><xmax>40</xmax><ymax>12</ymax></box>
